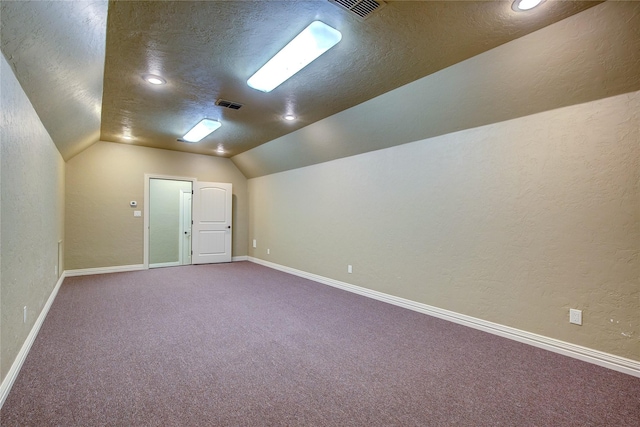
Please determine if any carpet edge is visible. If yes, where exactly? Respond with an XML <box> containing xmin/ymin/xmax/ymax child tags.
<box><xmin>0</xmin><ymin>272</ymin><xmax>66</xmax><ymax>409</ymax></box>
<box><xmin>247</xmin><ymin>257</ymin><xmax>640</xmax><ymax>378</ymax></box>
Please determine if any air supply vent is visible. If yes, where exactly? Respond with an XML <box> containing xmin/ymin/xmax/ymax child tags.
<box><xmin>329</xmin><ymin>0</ymin><xmax>386</xmax><ymax>20</ymax></box>
<box><xmin>215</xmin><ymin>99</ymin><xmax>243</xmax><ymax>110</ymax></box>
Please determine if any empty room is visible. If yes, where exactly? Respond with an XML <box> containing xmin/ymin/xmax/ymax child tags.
<box><xmin>1</xmin><ymin>0</ymin><xmax>639</xmax><ymax>425</ymax></box>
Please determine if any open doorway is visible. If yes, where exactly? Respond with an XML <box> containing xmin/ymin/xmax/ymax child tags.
<box><xmin>148</xmin><ymin>178</ymin><xmax>193</xmax><ymax>268</ymax></box>
<box><xmin>143</xmin><ymin>175</ymin><xmax>233</xmax><ymax>269</ymax></box>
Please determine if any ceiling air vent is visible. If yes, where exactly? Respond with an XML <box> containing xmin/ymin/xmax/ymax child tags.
<box><xmin>329</xmin><ymin>0</ymin><xmax>386</xmax><ymax>20</ymax></box>
<box><xmin>215</xmin><ymin>99</ymin><xmax>243</xmax><ymax>110</ymax></box>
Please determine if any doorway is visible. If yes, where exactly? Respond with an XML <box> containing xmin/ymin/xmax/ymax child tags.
<box><xmin>148</xmin><ymin>178</ymin><xmax>193</xmax><ymax>268</ymax></box>
<box><xmin>143</xmin><ymin>175</ymin><xmax>233</xmax><ymax>269</ymax></box>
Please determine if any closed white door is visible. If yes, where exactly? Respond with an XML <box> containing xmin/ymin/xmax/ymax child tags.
<box><xmin>192</xmin><ymin>182</ymin><xmax>232</xmax><ymax>264</ymax></box>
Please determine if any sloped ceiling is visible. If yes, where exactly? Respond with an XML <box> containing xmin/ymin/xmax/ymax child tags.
<box><xmin>5</xmin><ymin>0</ymin><xmax>634</xmax><ymax>176</ymax></box>
<box><xmin>234</xmin><ymin>1</ymin><xmax>640</xmax><ymax>177</ymax></box>
<box><xmin>0</xmin><ymin>0</ymin><xmax>107</xmax><ymax>160</ymax></box>
<box><xmin>98</xmin><ymin>0</ymin><xmax>600</xmax><ymax>160</ymax></box>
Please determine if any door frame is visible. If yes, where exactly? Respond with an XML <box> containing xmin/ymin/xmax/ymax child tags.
<box><xmin>143</xmin><ymin>174</ymin><xmax>197</xmax><ymax>270</ymax></box>
<box><xmin>178</xmin><ymin>189</ymin><xmax>192</xmax><ymax>265</ymax></box>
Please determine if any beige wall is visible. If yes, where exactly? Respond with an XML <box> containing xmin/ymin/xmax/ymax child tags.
<box><xmin>249</xmin><ymin>91</ymin><xmax>640</xmax><ymax>361</ymax></box>
<box><xmin>65</xmin><ymin>141</ymin><xmax>248</xmax><ymax>270</ymax></box>
<box><xmin>149</xmin><ymin>179</ymin><xmax>192</xmax><ymax>265</ymax></box>
<box><xmin>1</xmin><ymin>54</ymin><xmax>66</xmax><ymax>381</ymax></box>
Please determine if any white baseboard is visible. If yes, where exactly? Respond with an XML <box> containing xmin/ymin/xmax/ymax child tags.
<box><xmin>149</xmin><ymin>261</ymin><xmax>181</xmax><ymax>269</ymax></box>
<box><xmin>0</xmin><ymin>272</ymin><xmax>66</xmax><ymax>409</ymax></box>
<box><xmin>232</xmin><ymin>256</ymin><xmax>248</xmax><ymax>262</ymax></box>
<box><xmin>65</xmin><ymin>264</ymin><xmax>145</xmax><ymax>277</ymax></box>
<box><xmin>248</xmin><ymin>257</ymin><xmax>640</xmax><ymax>378</ymax></box>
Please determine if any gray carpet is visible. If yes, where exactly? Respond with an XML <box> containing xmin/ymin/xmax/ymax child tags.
<box><xmin>1</xmin><ymin>261</ymin><xmax>639</xmax><ymax>426</ymax></box>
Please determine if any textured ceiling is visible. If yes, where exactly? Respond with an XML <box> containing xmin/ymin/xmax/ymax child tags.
<box><xmin>1</xmin><ymin>1</ymin><xmax>605</xmax><ymax>163</ymax></box>
<box><xmin>0</xmin><ymin>0</ymin><xmax>107</xmax><ymax>160</ymax></box>
<box><xmin>234</xmin><ymin>1</ymin><xmax>640</xmax><ymax>178</ymax></box>
<box><xmin>99</xmin><ymin>0</ymin><xmax>601</xmax><ymax>159</ymax></box>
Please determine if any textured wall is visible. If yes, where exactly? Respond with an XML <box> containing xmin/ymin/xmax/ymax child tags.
<box><xmin>248</xmin><ymin>91</ymin><xmax>639</xmax><ymax>361</ymax></box>
<box><xmin>65</xmin><ymin>141</ymin><xmax>248</xmax><ymax>270</ymax></box>
<box><xmin>1</xmin><ymin>54</ymin><xmax>65</xmax><ymax>381</ymax></box>
<box><xmin>149</xmin><ymin>179</ymin><xmax>192</xmax><ymax>265</ymax></box>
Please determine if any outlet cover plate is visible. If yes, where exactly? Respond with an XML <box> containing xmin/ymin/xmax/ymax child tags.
<box><xmin>569</xmin><ymin>308</ymin><xmax>582</xmax><ymax>325</ymax></box>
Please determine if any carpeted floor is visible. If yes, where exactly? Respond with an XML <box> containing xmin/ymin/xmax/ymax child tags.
<box><xmin>1</xmin><ymin>261</ymin><xmax>639</xmax><ymax>426</ymax></box>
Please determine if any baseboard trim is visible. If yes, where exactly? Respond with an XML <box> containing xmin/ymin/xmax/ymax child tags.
<box><xmin>65</xmin><ymin>264</ymin><xmax>145</xmax><ymax>277</ymax></box>
<box><xmin>149</xmin><ymin>261</ymin><xmax>181</xmax><ymax>269</ymax></box>
<box><xmin>0</xmin><ymin>272</ymin><xmax>66</xmax><ymax>409</ymax></box>
<box><xmin>248</xmin><ymin>257</ymin><xmax>640</xmax><ymax>378</ymax></box>
<box><xmin>232</xmin><ymin>256</ymin><xmax>248</xmax><ymax>262</ymax></box>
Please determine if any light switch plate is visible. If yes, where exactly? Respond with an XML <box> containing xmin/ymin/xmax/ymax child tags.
<box><xmin>134</xmin><ymin>210</ymin><xmax>142</xmax><ymax>217</ymax></box>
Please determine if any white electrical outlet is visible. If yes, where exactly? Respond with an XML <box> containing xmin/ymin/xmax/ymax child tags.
<box><xmin>569</xmin><ymin>308</ymin><xmax>582</xmax><ymax>325</ymax></box>
<box><xmin>23</xmin><ymin>306</ymin><xmax>27</xmax><ymax>323</ymax></box>
<box><xmin>348</xmin><ymin>265</ymin><xmax>353</xmax><ymax>274</ymax></box>
<box><xmin>253</xmin><ymin>239</ymin><xmax>257</xmax><ymax>248</ymax></box>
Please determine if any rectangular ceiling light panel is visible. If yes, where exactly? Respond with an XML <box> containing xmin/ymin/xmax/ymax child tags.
<box><xmin>247</xmin><ymin>21</ymin><xmax>342</xmax><ymax>93</ymax></box>
<box><xmin>183</xmin><ymin>119</ymin><xmax>221</xmax><ymax>143</ymax></box>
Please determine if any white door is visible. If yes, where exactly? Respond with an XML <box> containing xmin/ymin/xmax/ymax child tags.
<box><xmin>192</xmin><ymin>182</ymin><xmax>232</xmax><ymax>264</ymax></box>
<box><xmin>179</xmin><ymin>190</ymin><xmax>192</xmax><ymax>265</ymax></box>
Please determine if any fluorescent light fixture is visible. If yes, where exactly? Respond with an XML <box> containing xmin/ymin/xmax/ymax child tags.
<box><xmin>247</xmin><ymin>21</ymin><xmax>342</xmax><ymax>93</ymax></box>
<box><xmin>512</xmin><ymin>0</ymin><xmax>545</xmax><ymax>11</ymax></box>
<box><xmin>143</xmin><ymin>74</ymin><xmax>166</xmax><ymax>85</ymax></box>
<box><xmin>182</xmin><ymin>119</ymin><xmax>221</xmax><ymax>143</ymax></box>
<box><xmin>284</xmin><ymin>114</ymin><xmax>296</xmax><ymax>121</ymax></box>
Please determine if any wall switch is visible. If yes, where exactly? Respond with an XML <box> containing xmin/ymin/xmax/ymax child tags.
<box><xmin>134</xmin><ymin>210</ymin><xmax>142</xmax><ymax>217</ymax></box>
<box><xmin>267</xmin><ymin>249</ymin><xmax>270</xmax><ymax>255</ymax></box>
<box><xmin>569</xmin><ymin>308</ymin><xmax>582</xmax><ymax>325</ymax></box>
<box><xmin>23</xmin><ymin>306</ymin><xmax>27</xmax><ymax>323</ymax></box>
<box><xmin>253</xmin><ymin>239</ymin><xmax>257</xmax><ymax>248</ymax></box>
<box><xmin>348</xmin><ymin>265</ymin><xmax>353</xmax><ymax>274</ymax></box>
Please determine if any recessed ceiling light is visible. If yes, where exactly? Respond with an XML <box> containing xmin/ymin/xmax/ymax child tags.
<box><xmin>143</xmin><ymin>74</ymin><xmax>166</xmax><ymax>85</ymax></box>
<box><xmin>284</xmin><ymin>114</ymin><xmax>296</xmax><ymax>121</ymax></box>
<box><xmin>216</xmin><ymin>145</ymin><xmax>225</xmax><ymax>154</ymax></box>
<box><xmin>182</xmin><ymin>119</ymin><xmax>222</xmax><ymax>143</ymax></box>
<box><xmin>247</xmin><ymin>21</ymin><xmax>342</xmax><ymax>93</ymax></box>
<box><xmin>122</xmin><ymin>135</ymin><xmax>132</xmax><ymax>140</ymax></box>
<box><xmin>512</xmin><ymin>0</ymin><xmax>545</xmax><ymax>12</ymax></box>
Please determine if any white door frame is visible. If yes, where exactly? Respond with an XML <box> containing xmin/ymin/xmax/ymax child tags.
<box><xmin>178</xmin><ymin>189</ymin><xmax>192</xmax><ymax>265</ymax></box>
<box><xmin>143</xmin><ymin>174</ymin><xmax>196</xmax><ymax>270</ymax></box>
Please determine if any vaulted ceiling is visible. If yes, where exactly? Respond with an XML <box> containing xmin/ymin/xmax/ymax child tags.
<box><xmin>4</xmin><ymin>0</ymin><xmax>637</xmax><ymax>178</ymax></box>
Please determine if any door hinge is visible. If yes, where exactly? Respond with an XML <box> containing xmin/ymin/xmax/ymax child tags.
<box><xmin>191</xmin><ymin>250</ymin><xmax>193</xmax><ymax>255</ymax></box>
<box><xmin>192</xmin><ymin>190</ymin><xmax>194</xmax><ymax>194</ymax></box>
